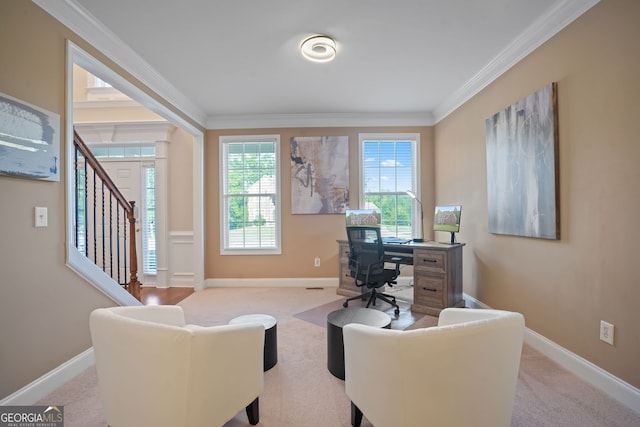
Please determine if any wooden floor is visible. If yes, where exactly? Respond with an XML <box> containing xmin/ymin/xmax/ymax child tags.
<box><xmin>139</xmin><ymin>287</ymin><xmax>194</xmax><ymax>305</ymax></box>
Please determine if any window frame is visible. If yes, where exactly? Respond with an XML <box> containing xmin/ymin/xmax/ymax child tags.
<box><xmin>219</xmin><ymin>134</ymin><xmax>281</xmax><ymax>255</ymax></box>
<box><xmin>358</xmin><ymin>133</ymin><xmax>421</xmax><ymax>239</ymax></box>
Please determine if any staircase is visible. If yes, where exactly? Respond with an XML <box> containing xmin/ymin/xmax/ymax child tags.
<box><xmin>73</xmin><ymin>130</ymin><xmax>141</xmax><ymax>301</ymax></box>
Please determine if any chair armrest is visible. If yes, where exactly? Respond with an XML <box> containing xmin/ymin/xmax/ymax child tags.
<box><xmin>187</xmin><ymin>323</ymin><xmax>265</xmax><ymax>421</ymax></box>
<box><xmin>437</xmin><ymin>307</ymin><xmax>522</xmax><ymax>327</ymax></box>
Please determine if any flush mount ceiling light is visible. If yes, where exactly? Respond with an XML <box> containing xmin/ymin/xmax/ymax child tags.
<box><xmin>300</xmin><ymin>35</ymin><xmax>336</xmax><ymax>63</ymax></box>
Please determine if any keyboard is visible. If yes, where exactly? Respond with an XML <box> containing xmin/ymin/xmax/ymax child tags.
<box><xmin>380</xmin><ymin>237</ymin><xmax>410</xmax><ymax>244</ymax></box>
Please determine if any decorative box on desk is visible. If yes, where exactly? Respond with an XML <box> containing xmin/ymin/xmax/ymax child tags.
<box><xmin>336</xmin><ymin>240</ymin><xmax>465</xmax><ymax>316</ymax></box>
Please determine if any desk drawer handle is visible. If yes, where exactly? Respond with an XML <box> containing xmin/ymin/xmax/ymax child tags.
<box><xmin>422</xmin><ymin>287</ymin><xmax>437</xmax><ymax>292</ymax></box>
<box><xmin>422</xmin><ymin>258</ymin><xmax>438</xmax><ymax>263</ymax></box>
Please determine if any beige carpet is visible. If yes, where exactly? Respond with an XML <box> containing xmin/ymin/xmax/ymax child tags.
<box><xmin>38</xmin><ymin>287</ymin><xmax>640</xmax><ymax>426</ymax></box>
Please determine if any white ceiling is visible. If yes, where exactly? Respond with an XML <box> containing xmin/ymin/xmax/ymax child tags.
<box><xmin>36</xmin><ymin>0</ymin><xmax>598</xmax><ymax>128</ymax></box>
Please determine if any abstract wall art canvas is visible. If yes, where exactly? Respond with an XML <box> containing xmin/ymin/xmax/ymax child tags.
<box><xmin>290</xmin><ymin>136</ymin><xmax>349</xmax><ymax>214</ymax></box>
<box><xmin>0</xmin><ymin>93</ymin><xmax>60</xmax><ymax>181</ymax></box>
<box><xmin>485</xmin><ymin>83</ymin><xmax>559</xmax><ymax>239</ymax></box>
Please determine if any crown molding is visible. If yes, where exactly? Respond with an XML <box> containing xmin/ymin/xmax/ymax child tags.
<box><xmin>33</xmin><ymin>0</ymin><xmax>207</xmax><ymax>127</ymax></box>
<box><xmin>433</xmin><ymin>0</ymin><xmax>600</xmax><ymax>122</ymax></box>
<box><xmin>34</xmin><ymin>0</ymin><xmax>598</xmax><ymax>129</ymax></box>
<box><xmin>207</xmin><ymin>112</ymin><xmax>435</xmax><ymax>130</ymax></box>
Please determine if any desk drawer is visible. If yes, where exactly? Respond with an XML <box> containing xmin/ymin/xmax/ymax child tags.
<box><xmin>413</xmin><ymin>250</ymin><xmax>446</xmax><ymax>272</ymax></box>
<box><xmin>339</xmin><ymin>243</ymin><xmax>350</xmax><ymax>262</ymax></box>
<box><xmin>413</xmin><ymin>273</ymin><xmax>445</xmax><ymax>307</ymax></box>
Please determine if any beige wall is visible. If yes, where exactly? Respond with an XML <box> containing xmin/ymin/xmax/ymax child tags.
<box><xmin>169</xmin><ymin>127</ymin><xmax>194</xmax><ymax>231</ymax></box>
<box><xmin>0</xmin><ymin>1</ymin><xmax>114</xmax><ymax>398</ymax></box>
<box><xmin>434</xmin><ymin>0</ymin><xmax>640</xmax><ymax>388</ymax></box>
<box><xmin>205</xmin><ymin>126</ymin><xmax>434</xmax><ymax>278</ymax></box>
<box><xmin>72</xmin><ymin>64</ymin><xmax>167</xmax><ymax>122</ymax></box>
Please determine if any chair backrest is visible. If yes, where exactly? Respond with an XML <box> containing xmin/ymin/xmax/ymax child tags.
<box><xmin>343</xmin><ymin>308</ymin><xmax>525</xmax><ymax>427</ymax></box>
<box><xmin>346</xmin><ymin>226</ymin><xmax>386</xmax><ymax>285</ymax></box>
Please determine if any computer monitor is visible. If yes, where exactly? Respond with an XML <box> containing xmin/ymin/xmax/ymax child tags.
<box><xmin>345</xmin><ymin>209</ymin><xmax>381</xmax><ymax>227</ymax></box>
<box><xmin>433</xmin><ymin>205</ymin><xmax>462</xmax><ymax>244</ymax></box>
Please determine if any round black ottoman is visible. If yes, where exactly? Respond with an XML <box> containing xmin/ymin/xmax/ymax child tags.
<box><xmin>229</xmin><ymin>314</ymin><xmax>278</xmax><ymax>371</ymax></box>
<box><xmin>327</xmin><ymin>307</ymin><xmax>391</xmax><ymax>380</ymax></box>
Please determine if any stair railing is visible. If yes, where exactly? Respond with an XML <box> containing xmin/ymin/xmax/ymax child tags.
<box><xmin>73</xmin><ymin>130</ymin><xmax>141</xmax><ymax>300</ymax></box>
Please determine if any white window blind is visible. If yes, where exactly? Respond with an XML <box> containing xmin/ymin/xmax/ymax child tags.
<box><xmin>142</xmin><ymin>164</ymin><xmax>156</xmax><ymax>274</ymax></box>
<box><xmin>220</xmin><ymin>135</ymin><xmax>281</xmax><ymax>255</ymax></box>
<box><xmin>360</xmin><ymin>133</ymin><xmax>420</xmax><ymax>239</ymax></box>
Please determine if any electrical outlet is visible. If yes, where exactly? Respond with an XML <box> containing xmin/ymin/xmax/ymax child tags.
<box><xmin>600</xmin><ymin>320</ymin><xmax>614</xmax><ymax>345</ymax></box>
<box><xmin>314</xmin><ymin>257</ymin><xmax>321</xmax><ymax>267</ymax></box>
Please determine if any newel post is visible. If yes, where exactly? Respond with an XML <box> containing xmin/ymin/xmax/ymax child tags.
<box><xmin>127</xmin><ymin>201</ymin><xmax>142</xmax><ymax>301</ymax></box>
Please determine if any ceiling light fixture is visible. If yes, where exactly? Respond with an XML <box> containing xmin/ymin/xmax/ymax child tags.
<box><xmin>300</xmin><ymin>35</ymin><xmax>336</xmax><ymax>63</ymax></box>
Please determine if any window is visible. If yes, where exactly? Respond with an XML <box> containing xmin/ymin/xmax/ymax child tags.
<box><xmin>220</xmin><ymin>135</ymin><xmax>281</xmax><ymax>254</ymax></box>
<box><xmin>359</xmin><ymin>133</ymin><xmax>420</xmax><ymax>239</ymax></box>
<box><xmin>88</xmin><ymin>142</ymin><xmax>156</xmax><ymax>158</ymax></box>
<box><xmin>142</xmin><ymin>164</ymin><xmax>156</xmax><ymax>274</ymax></box>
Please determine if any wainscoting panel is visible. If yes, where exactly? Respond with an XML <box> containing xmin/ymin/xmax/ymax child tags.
<box><xmin>169</xmin><ymin>231</ymin><xmax>195</xmax><ymax>287</ymax></box>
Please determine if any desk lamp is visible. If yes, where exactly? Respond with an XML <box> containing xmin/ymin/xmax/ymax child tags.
<box><xmin>406</xmin><ymin>190</ymin><xmax>424</xmax><ymax>242</ymax></box>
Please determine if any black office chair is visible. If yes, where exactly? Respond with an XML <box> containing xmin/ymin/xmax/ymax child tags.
<box><xmin>343</xmin><ymin>226</ymin><xmax>401</xmax><ymax>316</ymax></box>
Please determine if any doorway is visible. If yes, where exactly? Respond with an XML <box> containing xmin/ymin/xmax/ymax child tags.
<box><xmin>67</xmin><ymin>41</ymin><xmax>205</xmax><ymax>300</ymax></box>
<box><xmin>101</xmin><ymin>159</ymin><xmax>156</xmax><ymax>285</ymax></box>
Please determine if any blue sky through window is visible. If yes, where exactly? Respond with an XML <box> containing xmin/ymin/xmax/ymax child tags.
<box><xmin>363</xmin><ymin>140</ymin><xmax>413</xmax><ymax>193</ymax></box>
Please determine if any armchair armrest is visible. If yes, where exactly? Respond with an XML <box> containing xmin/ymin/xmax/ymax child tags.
<box><xmin>437</xmin><ymin>307</ymin><xmax>519</xmax><ymax>326</ymax></box>
<box><xmin>188</xmin><ymin>323</ymin><xmax>265</xmax><ymax>422</ymax></box>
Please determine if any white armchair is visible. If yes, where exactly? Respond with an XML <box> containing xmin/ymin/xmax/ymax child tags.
<box><xmin>89</xmin><ymin>305</ymin><xmax>265</xmax><ymax>427</ymax></box>
<box><xmin>343</xmin><ymin>308</ymin><xmax>525</xmax><ymax>427</ymax></box>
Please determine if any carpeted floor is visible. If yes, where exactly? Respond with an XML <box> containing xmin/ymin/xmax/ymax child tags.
<box><xmin>37</xmin><ymin>286</ymin><xmax>640</xmax><ymax>426</ymax></box>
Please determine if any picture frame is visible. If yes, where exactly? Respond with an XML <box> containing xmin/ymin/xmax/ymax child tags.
<box><xmin>0</xmin><ymin>92</ymin><xmax>60</xmax><ymax>181</ymax></box>
<box><xmin>290</xmin><ymin>136</ymin><xmax>349</xmax><ymax>214</ymax></box>
<box><xmin>485</xmin><ymin>83</ymin><xmax>559</xmax><ymax>239</ymax></box>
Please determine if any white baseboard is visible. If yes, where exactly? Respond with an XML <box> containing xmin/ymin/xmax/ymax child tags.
<box><xmin>525</xmin><ymin>328</ymin><xmax>640</xmax><ymax>414</ymax></box>
<box><xmin>464</xmin><ymin>294</ymin><xmax>640</xmax><ymax>414</ymax></box>
<box><xmin>0</xmin><ymin>348</ymin><xmax>95</xmax><ymax>406</ymax></box>
<box><xmin>205</xmin><ymin>276</ymin><xmax>410</xmax><ymax>288</ymax></box>
<box><xmin>206</xmin><ymin>277</ymin><xmax>339</xmax><ymax>288</ymax></box>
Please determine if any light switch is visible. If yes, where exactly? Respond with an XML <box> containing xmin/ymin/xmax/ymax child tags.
<box><xmin>35</xmin><ymin>207</ymin><xmax>48</xmax><ymax>227</ymax></box>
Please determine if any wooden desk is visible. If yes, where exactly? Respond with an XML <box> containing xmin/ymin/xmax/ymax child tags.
<box><xmin>336</xmin><ymin>240</ymin><xmax>465</xmax><ymax>316</ymax></box>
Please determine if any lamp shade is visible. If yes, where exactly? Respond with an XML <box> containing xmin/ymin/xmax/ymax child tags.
<box><xmin>406</xmin><ymin>190</ymin><xmax>424</xmax><ymax>242</ymax></box>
